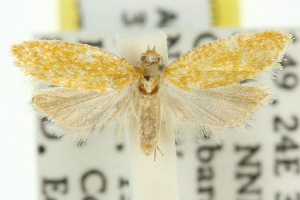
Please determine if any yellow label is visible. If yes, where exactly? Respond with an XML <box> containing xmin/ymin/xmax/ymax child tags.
<box><xmin>59</xmin><ymin>0</ymin><xmax>80</xmax><ymax>30</ymax></box>
<box><xmin>211</xmin><ymin>0</ymin><xmax>240</xmax><ymax>26</ymax></box>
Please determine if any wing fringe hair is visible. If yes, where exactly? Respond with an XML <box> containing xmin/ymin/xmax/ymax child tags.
<box><xmin>161</xmin><ymin>83</ymin><xmax>275</xmax><ymax>143</ymax></box>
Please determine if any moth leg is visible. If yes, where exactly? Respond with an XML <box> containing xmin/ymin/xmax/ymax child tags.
<box><xmin>157</xmin><ymin>146</ymin><xmax>163</xmax><ymax>156</ymax></box>
<box><xmin>154</xmin><ymin>146</ymin><xmax>164</xmax><ymax>161</ymax></box>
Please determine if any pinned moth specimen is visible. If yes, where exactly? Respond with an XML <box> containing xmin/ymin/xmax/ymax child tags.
<box><xmin>11</xmin><ymin>30</ymin><xmax>292</xmax><ymax>156</ymax></box>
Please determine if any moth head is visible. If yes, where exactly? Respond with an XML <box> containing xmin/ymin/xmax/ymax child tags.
<box><xmin>138</xmin><ymin>46</ymin><xmax>165</xmax><ymax>81</ymax></box>
<box><xmin>135</xmin><ymin>46</ymin><xmax>165</xmax><ymax>94</ymax></box>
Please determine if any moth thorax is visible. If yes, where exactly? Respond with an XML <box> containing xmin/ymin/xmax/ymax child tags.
<box><xmin>137</xmin><ymin>47</ymin><xmax>165</xmax><ymax>95</ymax></box>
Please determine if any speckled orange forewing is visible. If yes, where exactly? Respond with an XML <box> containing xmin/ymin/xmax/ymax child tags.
<box><xmin>11</xmin><ymin>41</ymin><xmax>133</xmax><ymax>91</ymax></box>
<box><xmin>164</xmin><ymin>30</ymin><xmax>292</xmax><ymax>90</ymax></box>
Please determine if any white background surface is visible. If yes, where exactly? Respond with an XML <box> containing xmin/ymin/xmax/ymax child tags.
<box><xmin>241</xmin><ymin>0</ymin><xmax>300</xmax><ymax>27</ymax></box>
<box><xmin>1</xmin><ymin>1</ymin><xmax>300</xmax><ymax>200</ymax></box>
<box><xmin>0</xmin><ymin>1</ymin><xmax>58</xmax><ymax>199</ymax></box>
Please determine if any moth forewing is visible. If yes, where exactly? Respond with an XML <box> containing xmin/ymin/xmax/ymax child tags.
<box><xmin>164</xmin><ymin>30</ymin><xmax>293</xmax><ymax>90</ymax></box>
<box><xmin>11</xmin><ymin>40</ymin><xmax>134</xmax><ymax>91</ymax></box>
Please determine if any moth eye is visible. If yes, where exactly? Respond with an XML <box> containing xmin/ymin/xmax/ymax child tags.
<box><xmin>157</xmin><ymin>57</ymin><xmax>160</xmax><ymax>62</ymax></box>
<box><xmin>158</xmin><ymin>65</ymin><xmax>165</xmax><ymax>71</ymax></box>
<box><xmin>141</xmin><ymin>56</ymin><xmax>146</xmax><ymax>61</ymax></box>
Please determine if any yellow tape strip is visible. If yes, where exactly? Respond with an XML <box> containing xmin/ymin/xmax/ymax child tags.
<box><xmin>58</xmin><ymin>0</ymin><xmax>239</xmax><ymax>29</ymax></box>
<box><xmin>211</xmin><ymin>0</ymin><xmax>240</xmax><ymax>26</ymax></box>
<box><xmin>59</xmin><ymin>0</ymin><xmax>80</xmax><ymax>30</ymax></box>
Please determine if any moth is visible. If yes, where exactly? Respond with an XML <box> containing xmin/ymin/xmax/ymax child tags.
<box><xmin>11</xmin><ymin>30</ymin><xmax>292</xmax><ymax>156</ymax></box>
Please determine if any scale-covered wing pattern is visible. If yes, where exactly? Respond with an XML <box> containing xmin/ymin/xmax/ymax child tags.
<box><xmin>11</xmin><ymin>40</ymin><xmax>133</xmax><ymax>91</ymax></box>
<box><xmin>164</xmin><ymin>30</ymin><xmax>292</xmax><ymax>90</ymax></box>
